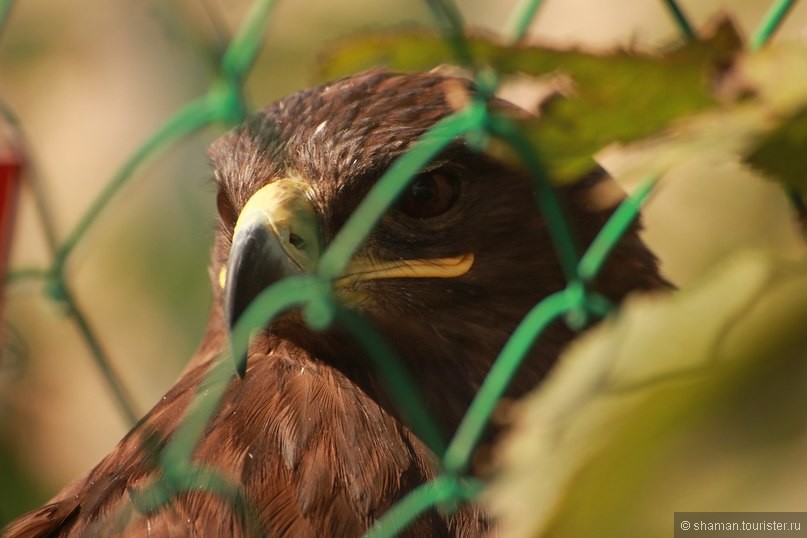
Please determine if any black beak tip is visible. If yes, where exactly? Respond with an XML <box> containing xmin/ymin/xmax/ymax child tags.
<box><xmin>233</xmin><ymin>346</ymin><xmax>247</xmax><ymax>379</ymax></box>
<box><xmin>223</xmin><ymin>221</ymin><xmax>301</xmax><ymax>380</ymax></box>
<box><xmin>226</xmin><ymin>289</ymin><xmax>252</xmax><ymax>379</ymax></box>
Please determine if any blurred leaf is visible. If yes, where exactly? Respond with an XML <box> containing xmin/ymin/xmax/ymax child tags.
<box><xmin>0</xmin><ymin>433</ymin><xmax>46</xmax><ymax>527</ymax></box>
<box><xmin>598</xmin><ymin>42</ymin><xmax>807</xmax><ymax>248</ymax></box>
<box><xmin>599</xmin><ymin>101</ymin><xmax>774</xmax><ymax>190</ymax></box>
<box><xmin>745</xmin><ymin>107</ymin><xmax>807</xmax><ymax>195</ymax></box>
<box><xmin>726</xmin><ymin>44</ymin><xmax>807</xmax><ymax>113</ymax></box>
<box><xmin>487</xmin><ymin>251</ymin><xmax>807</xmax><ymax>538</ymax></box>
<box><xmin>602</xmin><ymin>43</ymin><xmax>807</xmax><ymax>190</ymax></box>
<box><xmin>727</xmin><ymin>46</ymin><xmax>807</xmax><ymax>199</ymax></box>
<box><xmin>319</xmin><ymin>19</ymin><xmax>741</xmax><ymax>181</ymax></box>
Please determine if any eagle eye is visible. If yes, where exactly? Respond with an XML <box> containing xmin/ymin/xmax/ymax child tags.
<box><xmin>216</xmin><ymin>189</ymin><xmax>238</xmax><ymax>229</ymax></box>
<box><xmin>397</xmin><ymin>172</ymin><xmax>459</xmax><ymax>219</ymax></box>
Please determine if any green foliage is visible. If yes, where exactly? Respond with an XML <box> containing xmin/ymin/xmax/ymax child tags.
<box><xmin>320</xmin><ymin>19</ymin><xmax>741</xmax><ymax>181</ymax></box>
<box><xmin>736</xmin><ymin>46</ymin><xmax>807</xmax><ymax>195</ymax></box>
<box><xmin>599</xmin><ymin>42</ymin><xmax>807</xmax><ymax>208</ymax></box>
<box><xmin>489</xmin><ymin>252</ymin><xmax>807</xmax><ymax>538</ymax></box>
<box><xmin>746</xmin><ymin>106</ymin><xmax>807</xmax><ymax>194</ymax></box>
<box><xmin>0</xmin><ymin>435</ymin><xmax>45</xmax><ymax>527</ymax></box>
<box><xmin>3</xmin><ymin>0</ymin><xmax>807</xmax><ymax>536</ymax></box>
<box><xmin>486</xmin><ymin>29</ymin><xmax>807</xmax><ymax>538</ymax></box>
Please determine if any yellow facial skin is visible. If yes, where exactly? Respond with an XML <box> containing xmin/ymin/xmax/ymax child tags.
<box><xmin>224</xmin><ymin>179</ymin><xmax>473</xmax><ymax>298</ymax></box>
<box><xmin>336</xmin><ymin>252</ymin><xmax>474</xmax><ymax>287</ymax></box>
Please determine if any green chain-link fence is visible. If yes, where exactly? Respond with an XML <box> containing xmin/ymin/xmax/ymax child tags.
<box><xmin>0</xmin><ymin>0</ymin><xmax>801</xmax><ymax>535</ymax></box>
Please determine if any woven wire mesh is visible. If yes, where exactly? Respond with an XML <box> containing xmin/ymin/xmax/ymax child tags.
<box><xmin>0</xmin><ymin>0</ymin><xmax>800</xmax><ymax>535</ymax></box>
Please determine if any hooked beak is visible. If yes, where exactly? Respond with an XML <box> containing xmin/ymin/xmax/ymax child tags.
<box><xmin>223</xmin><ymin>179</ymin><xmax>321</xmax><ymax>333</ymax></box>
<box><xmin>223</xmin><ymin>178</ymin><xmax>474</xmax><ymax>375</ymax></box>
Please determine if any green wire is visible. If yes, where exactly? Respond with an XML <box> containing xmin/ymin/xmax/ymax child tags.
<box><xmin>337</xmin><ymin>309</ymin><xmax>447</xmax><ymax>457</ymax></box>
<box><xmin>7</xmin><ymin>0</ymin><xmax>782</xmax><ymax>533</ymax></box>
<box><xmin>507</xmin><ymin>0</ymin><xmax>543</xmax><ymax>43</ymax></box>
<box><xmin>54</xmin><ymin>99</ymin><xmax>220</xmax><ymax>276</ymax></box>
<box><xmin>56</xmin><ymin>0</ymin><xmax>278</xmax><ymax>273</ymax></box>
<box><xmin>228</xmin><ymin>275</ymin><xmax>320</xmax><ymax>375</ymax></box>
<box><xmin>222</xmin><ymin>0</ymin><xmax>277</xmax><ymax>83</ymax></box>
<box><xmin>748</xmin><ymin>0</ymin><xmax>803</xmax><ymax>232</ymax></box>
<box><xmin>60</xmin><ymin>280</ymin><xmax>140</xmax><ymax>424</ymax></box>
<box><xmin>5</xmin><ymin>267</ymin><xmax>49</xmax><ymax>284</ymax></box>
<box><xmin>318</xmin><ymin>105</ymin><xmax>486</xmax><ymax>281</ymax></box>
<box><xmin>750</xmin><ymin>0</ymin><xmax>798</xmax><ymax>51</ymax></box>
<box><xmin>443</xmin><ymin>291</ymin><xmax>571</xmax><ymax>474</ymax></box>
<box><xmin>424</xmin><ymin>0</ymin><xmax>474</xmax><ymax>67</ymax></box>
<box><xmin>364</xmin><ymin>475</ymin><xmax>483</xmax><ymax>538</ymax></box>
<box><xmin>0</xmin><ymin>0</ymin><xmax>13</xmax><ymax>39</ymax></box>
<box><xmin>443</xmin><ymin>176</ymin><xmax>657</xmax><ymax>475</ymax></box>
<box><xmin>136</xmin><ymin>276</ymin><xmax>315</xmax><ymax>516</ymax></box>
<box><xmin>661</xmin><ymin>0</ymin><xmax>697</xmax><ymax>41</ymax></box>
<box><xmin>487</xmin><ymin>115</ymin><xmax>581</xmax><ymax>283</ymax></box>
<box><xmin>13</xmin><ymin>0</ymin><xmax>277</xmax><ymax>429</ymax></box>
<box><xmin>578</xmin><ymin>175</ymin><xmax>658</xmax><ymax>282</ymax></box>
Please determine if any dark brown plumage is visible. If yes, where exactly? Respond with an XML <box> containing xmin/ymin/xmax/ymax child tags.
<box><xmin>4</xmin><ymin>69</ymin><xmax>668</xmax><ymax>537</ymax></box>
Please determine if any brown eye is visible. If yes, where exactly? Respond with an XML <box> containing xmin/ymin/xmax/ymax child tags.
<box><xmin>217</xmin><ymin>190</ymin><xmax>238</xmax><ymax>229</ymax></box>
<box><xmin>397</xmin><ymin>173</ymin><xmax>459</xmax><ymax>219</ymax></box>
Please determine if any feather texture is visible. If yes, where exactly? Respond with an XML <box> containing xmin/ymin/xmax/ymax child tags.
<box><xmin>5</xmin><ymin>69</ymin><xmax>669</xmax><ymax>537</ymax></box>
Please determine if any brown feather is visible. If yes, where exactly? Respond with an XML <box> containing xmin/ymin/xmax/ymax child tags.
<box><xmin>4</xmin><ymin>69</ymin><xmax>669</xmax><ymax>537</ymax></box>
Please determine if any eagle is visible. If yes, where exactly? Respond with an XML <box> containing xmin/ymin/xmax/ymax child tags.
<box><xmin>4</xmin><ymin>69</ymin><xmax>667</xmax><ymax>537</ymax></box>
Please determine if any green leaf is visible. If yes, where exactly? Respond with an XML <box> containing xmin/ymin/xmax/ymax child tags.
<box><xmin>733</xmin><ymin>46</ymin><xmax>807</xmax><ymax>195</ymax></box>
<box><xmin>318</xmin><ymin>19</ymin><xmax>741</xmax><ymax>182</ymax></box>
<box><xmin>745</xmin><ymin>106</ymin><xmax>807</xmax><ymax>194</ymax></box>
<box><xmin>597</xmin><ymin>42</ymin><xmax>807</xmax><ymax>238</ymax></box>
<box><xmin>487</xmin><ymin>251</ymin><xmax>807</xmax><ymax>538</ymax></box>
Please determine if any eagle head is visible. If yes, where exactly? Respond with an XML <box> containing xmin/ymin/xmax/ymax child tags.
<box><xmin>207</xmin><ymin>69</ymin><xmax>665</xmax><ymax>437</ymax></box>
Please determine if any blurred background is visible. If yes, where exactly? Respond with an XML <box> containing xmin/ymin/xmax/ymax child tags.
<box><xmin>0</xmin><ymin>0</ymin><xmax>805</xmax><ymax>525</ymax></box>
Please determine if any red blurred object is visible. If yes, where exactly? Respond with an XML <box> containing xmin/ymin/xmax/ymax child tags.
<box><xmin>0</xmin><ymin>124</ymin><xmax>23</xmax><ymax>313</ymax></box>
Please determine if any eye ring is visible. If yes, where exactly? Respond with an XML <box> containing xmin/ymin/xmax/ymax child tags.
<box><xmin>216</xmin><ymin>189</ymin><xmax>238</xmax><ymax>229</ymax></box>
<box><xmin>397</xmin><ymin>172</ymin><xmax>459</xmax><ymax>219</ymax></box>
